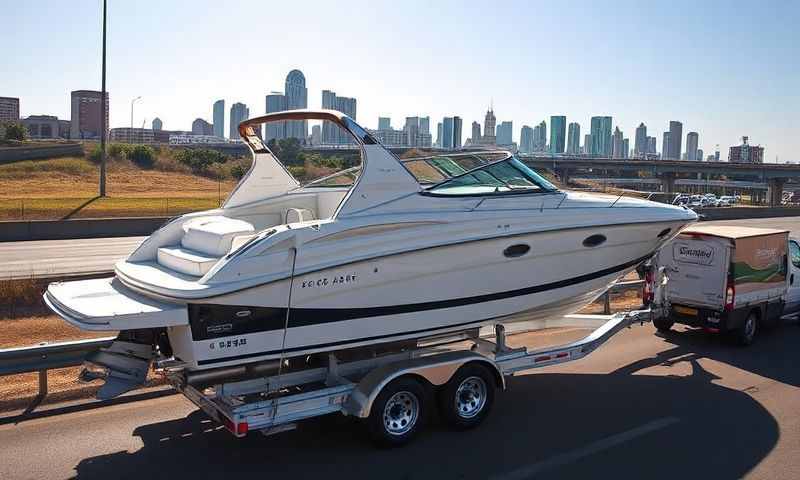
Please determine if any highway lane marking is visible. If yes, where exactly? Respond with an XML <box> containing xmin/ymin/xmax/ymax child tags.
<box><xmin>491</xmin><ymin>416</ymin><xmax>680</xmax><ymax>480</ymax></box>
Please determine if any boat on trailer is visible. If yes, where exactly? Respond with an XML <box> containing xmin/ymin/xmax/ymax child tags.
<box><xmin>44</xmin><ymin>109</ymin><xmax>696</xmax><ymax>399</ymax></box>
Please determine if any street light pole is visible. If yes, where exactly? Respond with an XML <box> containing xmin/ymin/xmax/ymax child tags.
<box><xmin>130</xmin><ymin>96</ymin><xmax>141</xmax><ymax>143</ymax></box>
<box><xmin>99</xmin><ymin>0</ymin><xmax>107</xmax><ymax>197</ymax></box>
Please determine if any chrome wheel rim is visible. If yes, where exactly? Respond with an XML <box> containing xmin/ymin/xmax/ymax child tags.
<box><xmin>455</xmin><ymin>376</ymin><xmax>487</xmax><ymax>419</ymax></box>
<box><xmin>383</xmin><ymin>391</ymin><xmax>419</xmax><ymax>436</ymax></box>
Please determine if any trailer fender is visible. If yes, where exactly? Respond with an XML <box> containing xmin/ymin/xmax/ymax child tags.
<box><xmin>343</xmin><ymin>350</ymin><xmax>504</xmax><ymax>418</ymax></box>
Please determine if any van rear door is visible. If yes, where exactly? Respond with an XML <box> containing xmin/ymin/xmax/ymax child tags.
<box><xmin>660</xmin><ymin>235</ymin><xmax>730</xmax><ymax>309</ymax></box>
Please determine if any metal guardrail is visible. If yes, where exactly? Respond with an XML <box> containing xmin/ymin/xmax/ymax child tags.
<box><xmin>0</xmin><ymin>337</ymin><xmax>115</xmax><ymax>397</ymax></box>
<box><xmin>0</xmin><ymin>281</ymin><xmax>644</xmax><ymax>401</ymax></box>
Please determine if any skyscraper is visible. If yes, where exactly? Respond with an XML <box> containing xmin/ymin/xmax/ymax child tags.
<box><xmin>378</xmin><ymin>117</ymin><xmax>391</xmax><ymax>130</ymax></box>
<box><xmin>442</xmin><ymin>117</ymin><xmax>454</xmax><ymax>149</ymax></box>
<box><xmin>647</xmin><ymin>136</ymin><xmax>657</xmax><ymax>154</ymax></box>
<box><xmin>497</xmin><ymin>121</ymin><xmax>513</xmax><ymax>146</ymax></box>
<box><xmin>566</xmin><ymin>122</ymin><xmax>580</xmax><ymax>154</ymax></box>
<box><xmin>612</xmin><ymin>127</ymin><xmax>624</xmax><ymax>158</ymax></box>
<box><xmin>419</xmin><ymin>117</ymin><xmax>430</xmax><ymax>135</ymax></box>
<box><xmin>265</xmin><ymin>92</ymin><xmax>287</xmax><ymax>142</ymax></box>
<box><xmin>622</xmin><ymin>138</ymin><xmax>630</xmax><ymax>159</ymax></box>
<box><xmin>533</xmin><ymin>121</ymin><xmax>547</xmax><ymax>152</ymax></box>
<box><xmin>520</xmin><ymin>125</ymin><xmax>534</xmax><ymax>153</ymax></box>
<box><xmin>284</xmin><ymin>69</ymin><xmax>308</xmax><ymax>141</ymax></box>
<box><xmin>213</xmin><ymin>99</ymin><xmax>225</xmax><ymax>138</ymax></box>
<box><xmin>686</xmin><ymin>131</ymin><xmax>699</xmax><ymax>160</ymax></box>
<box><xmin>471</xmin><ymin>122</ymin><xmax>481</xmax><ymax>145</ymax></box>
<box><xmin>697</xmin><ymin>148</ymin><xmax>703</xmax><ymax>161</ymax></box>
<box><xmin>482</xmin><ymin>109</ymin><xmax>496</xmax><ymax>144</ymax></box>
<box><xmin>152</xmin><ymin>118</ymin><xmax>162</xmax><ymax>131</ymax></box>
<box><xmin>549</xmin><ymin>116</ymin><xmax>566</xmax><ymax>154</ymax></box>
<box><xmin>668</xmin><ymin>121</ymin><xmax>683</xmax><ymax>160</ymax></box>
<box><xmin>436</xmin><ymin>122</ymin><xmax>443</xmax><ymax>147</ymax></box>
<box><xmin>590</xmin><ymin>116</ymin><xmax>612</xmax><ymax>156</ymax></box>
<box><xmin>229</xmin><ymin>102</ymin><xmax>249</xmax><ymax>140</ymax></box>
<box><xmin>453</xmin><ymin>116</ymin><xmax>462</xmax><ymax>149</ymax></box>
<box><xmin>0</xmin><ymin>97</ymin><xmax>19</xmax><ymax>122</ymax></box>
<box><xmin>70</xmin><ymin>90</ymin><xmax>109</xmax><ymax>140</ymax></box>
<box><xmin>310</xmin><ymin>125</ymin><xmax>321</xmax><ymax>145</ymax></box>
<box><xmin>321</xmin><ymin>90</ymin><xmax>357</xmax><ymax>144</ymax></box>
<box><xmin>583</xmin><ymin>134</ymin><xmax>592</xmax><ymax>154</ymax></box>
<box><xmin>662</xmin><ymin>132</ymin><xmax>671</xmax><ymax>159</ymax></box>
<box><xmin>634</xmin><ymin>123</ymin><xmax>647</xmax><ymax>156</ymax></box>
<box><xmin>729</xmin><ymin>136</ymin><xmax>764</xmax><ymax>163</ymax></box>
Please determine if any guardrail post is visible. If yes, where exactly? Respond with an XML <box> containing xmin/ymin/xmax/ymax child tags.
<box><xmin>603</xmin><ymin>292</ymin><xmax>611</xmax><ymax>315</ymax></box>
<box><xmin>38</xmin><ymin>369</ymin><xmax>48</xmax><ymax>397</ymax></box>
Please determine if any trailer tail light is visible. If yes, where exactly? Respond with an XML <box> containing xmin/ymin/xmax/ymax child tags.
<box><xmin>643</xmin><ymin>269</ymin><xmax>655</xmax><ymax>305</ymax></box>
<box><xmin>222</xmin><ymin>416</ymin><xmax>249</xmax><ymax>437</ymax></box>
<box><xmin>724</xmin><ymin>281</ymin><xmax>735</xmax><ymax>312</ymax></box>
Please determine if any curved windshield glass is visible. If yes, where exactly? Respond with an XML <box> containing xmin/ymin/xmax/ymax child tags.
<box><xmin>425</xmin><ymin>156</ymin><xmax>557</xmax><ymax>196</ymax></box>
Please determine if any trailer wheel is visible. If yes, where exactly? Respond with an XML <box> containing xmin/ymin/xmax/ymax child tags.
<box><xmin>736</xmin><ymin>311</ymin><xmax>758</xmax><ymax>346</ymax></box>
<box><xmin>653</xmin><ymin>316</ymin><xmax>674</xmax><ymax>333</ymax></box>
<box><xmin>367</xmin><ymin>377</ymin><xmax>428</xmax><ymax>447</ymax></box>
<box><xmin>438</xmin><ymin>363</ymin><xmax>495</xmax><ymax>430</ymax></box>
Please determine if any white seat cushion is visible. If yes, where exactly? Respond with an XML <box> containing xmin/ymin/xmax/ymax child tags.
<box><xmin>285</xmin><ymin>208</ymin><xmax>315</xmax><ymax>224</ymax></box>
<box><xmin>181</xmin><ymin>216</ymin><xmax>255</xmax><ymax>257</ymax></box>
<box><xmin>157</xmin><ymin>246</ymin><xmax>219</xmax><ymax>277</ymax></box>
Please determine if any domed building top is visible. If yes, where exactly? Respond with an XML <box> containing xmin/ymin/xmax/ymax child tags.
<box><xmin>286</xmin><ymin>69</ymin><xmax>306</xmax><ymax>86</ymax></box>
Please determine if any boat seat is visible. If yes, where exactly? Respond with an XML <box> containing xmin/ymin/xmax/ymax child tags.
<box><xmin>180</xmin><ymin>216</ymin><xmax>255</xmax><ymax>257</ymax></box>
<box><xmin>157</xmin><ymin>246</ymin><xmax>219</xmax><ymax>277</ymax></box>
<box><xmin>285</xmin><ymin>208</ymin><xmax>315</xmax><ymax>224</ymax></box>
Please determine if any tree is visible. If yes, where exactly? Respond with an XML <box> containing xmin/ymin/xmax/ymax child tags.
<box><xmin>3</xmin><ymin>122</ymin><xmax>28</xmax><ymax>141</ymax></box>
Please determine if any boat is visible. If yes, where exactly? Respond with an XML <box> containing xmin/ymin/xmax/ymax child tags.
<box><xmin>44</xmin><ymin>110</ymin><xmax>697</xmax><ymax>394</ymax></box>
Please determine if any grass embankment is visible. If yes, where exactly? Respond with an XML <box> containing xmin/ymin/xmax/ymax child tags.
<box><xmin>0</xmin><ymin>157</ymin><xmax>236</xmax><ymax>220</ymax></box>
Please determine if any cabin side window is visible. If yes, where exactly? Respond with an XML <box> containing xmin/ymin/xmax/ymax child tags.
<box><xmin>789</xmin><ymin>240</ymin><xmax>800</xmax><ymax>268</ymax></box>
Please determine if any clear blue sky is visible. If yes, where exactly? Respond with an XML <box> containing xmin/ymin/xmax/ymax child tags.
<box><xmin>3</xmin><ymin>0</ymin><xmax>798</xmax><ymax>161</ymax></box>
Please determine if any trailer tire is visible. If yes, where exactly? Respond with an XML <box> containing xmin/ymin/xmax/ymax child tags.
<box><xmin>653</xmin><ymin>316</ymin><xmax>674</xmax><ymax>333</ymax></box>
<box><xmin>736</xmin><ymin>311</ymin><xmax>758</xmax><ymax>346</ymax></box>
<box><xmin>438</xmin><ymin>363</ymin><xmax>495</xmax><ymax>430</ymax></box>
<box><xmin>367</xmin><ymin>376</ymin><xmax>428</xmax><ymax>447</ymax></box>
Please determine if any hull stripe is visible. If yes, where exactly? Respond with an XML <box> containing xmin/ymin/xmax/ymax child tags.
<box><xmin>194</xmin><ymin>253</ymin><xmax>650</xmax><ymax>366</ymax></box>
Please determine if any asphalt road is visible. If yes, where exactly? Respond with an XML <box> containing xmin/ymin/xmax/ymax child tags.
<box><xmin>0</xmin><ymin>215</ymin><xmax>797</xmax><ymax>281</ymax></box>
<box><xmin>1</xmin><ymin>323</ymin><xmax>799</xmax><ymax>480</ymax></box>
<box><xmin>0</xmin><ymin>237</ymin><xmax>145</xmax><ymax>279</ymax></box>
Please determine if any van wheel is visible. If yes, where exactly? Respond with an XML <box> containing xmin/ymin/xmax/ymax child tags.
<box><xmin>653</xmin><ymin>316</ymin><xmax>674</xmax><ymax>333</ymax></box>
<box><xmin>438</xmin><ymin>363</ymin><xmax>496</xmax><ymax>430</ymax></box>
<box><xmin>367</xmin><ymin>377</ymin><xmax>428</xmax><ymax>447</ymax></box>
<box><xmin>736</xmin><ymin>312</ymin><xmax>758</xmax><ymax>346</ymax></box>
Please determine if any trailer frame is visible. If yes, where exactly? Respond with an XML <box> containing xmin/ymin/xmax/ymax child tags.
<box><xmin>163</xmin><ymin>306</ymin><xmax>661</xmax><ymax>443</ymax></box>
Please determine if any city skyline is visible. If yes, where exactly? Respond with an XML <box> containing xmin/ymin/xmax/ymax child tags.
<box><xmin>2</xmin><ymin>1</ymin><xmax>797</xmax><ymax>161</ymax></box>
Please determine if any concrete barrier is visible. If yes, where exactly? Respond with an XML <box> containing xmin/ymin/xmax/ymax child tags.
<box><xmin>0</xmin><ymin>143</ymin><xmax>84</xmax><ymax>164</ymax></box>
<box><xmin>695</xmin><ymin>207</ymin><xmax>800</xmax><ymax>221</ymax></box>
<box><xmin>0</xmin><ymin>217</ymin><xmax>170</xmax><ymax>242</ymax></box>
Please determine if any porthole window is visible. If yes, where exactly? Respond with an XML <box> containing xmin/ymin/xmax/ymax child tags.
<box><xmin>503</xmin><ymin>244</ymin><xmax>531</xmax><ymax>258</ymax></box>
<box><xmin>583</xmin><ymin>234</ymin><xmax>607</xmax><ymax>248</ymax></box>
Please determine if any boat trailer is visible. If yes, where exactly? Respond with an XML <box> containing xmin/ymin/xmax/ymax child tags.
<box><xmin>161</xmin><ymin>306</ymin><xmax>663</xmax><ymax>446</ymax></box>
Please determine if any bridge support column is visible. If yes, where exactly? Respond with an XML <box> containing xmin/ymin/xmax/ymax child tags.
<box><xmin>768</xmin><ymin>178</ymin><xmax>786</xmax><ymax>207</ymax></box>
<box><xmin>659</xmin><ymin>172</ymin><xmax>676</xmax><ymax>193</ymax></box>
<box><xmin>555</xmin><ymin>168</ymin><xmax>571</xmax><ymax>186</ymax></box>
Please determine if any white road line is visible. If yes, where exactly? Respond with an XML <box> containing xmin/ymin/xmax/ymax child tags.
<box><xmin>491</xmin><ymin>417</ymin><xmax>680</xmax><ymax>480</ymax></box>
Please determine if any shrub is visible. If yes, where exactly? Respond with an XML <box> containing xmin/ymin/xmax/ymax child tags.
<box><xmin>87</xmin><ymin>144</ymin><xmax>102</xmax><ymax>163</ymax></box>
<box><xmin>174</xmin><ymin>148</ymin><xmax>229</xmax><ymax>175</ymax></box>
<box><xmin>228</xmin><ymin>158</ymin><xmax>252</xmax><ymax>180</ymax></box>
<box><xmin>129</xmin><ymin>145</ymin><xmax>156</xmax><ymax>168</ymax></box>
<box><xmin>108</xmin><ymin>143</ymin><xmax>133</xmax><ymax>160</ymax></box>
<box><xmin>2</xmin><ymin>122</ymin><xmax>27</xmax><ymax>141</ymax></box>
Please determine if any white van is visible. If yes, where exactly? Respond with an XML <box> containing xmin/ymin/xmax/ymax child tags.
<box><xmin>649</xmin><ymin>225</ymin><xmax>800</xmax><ymax>345</ymax></box>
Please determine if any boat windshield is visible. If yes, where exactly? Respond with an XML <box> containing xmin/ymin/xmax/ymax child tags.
<box><xmin>303</xmin><ymin>151</ymin><xmax>556</xmax><ymax>196</ymax></box>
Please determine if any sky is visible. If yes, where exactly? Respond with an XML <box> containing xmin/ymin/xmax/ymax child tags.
<box><xmin>3</xmin><ymin>0</ymin><xmax>798</xmax><ymax>161</ymax></box>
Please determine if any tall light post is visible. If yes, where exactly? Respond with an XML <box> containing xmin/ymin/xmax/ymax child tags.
<box><xmin>130</xmin><ymin>96</ymin><xmax>142</xmax><ymax>143</ymax></box>
<box><xmin>99</xmin><ymin>0</ymin><xmax>107</xmax><ymax>197</ymax></box>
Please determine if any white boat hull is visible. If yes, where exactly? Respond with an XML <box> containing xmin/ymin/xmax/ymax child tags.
<box><xmin>170</xmin><ymin>219</ymin><xmax>681</xmax><ymax>369</ymax></box>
